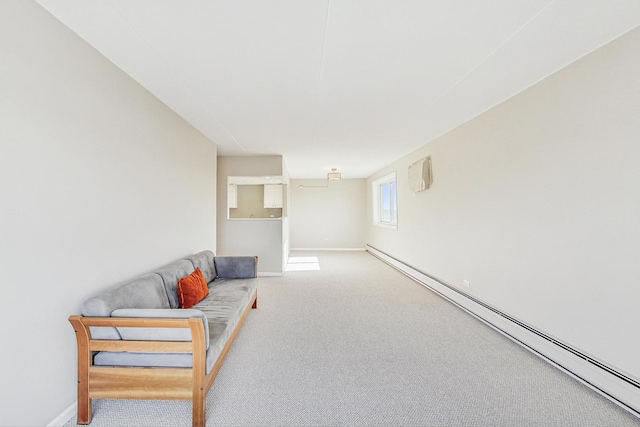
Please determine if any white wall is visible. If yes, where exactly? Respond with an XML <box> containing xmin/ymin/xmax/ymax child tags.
<box><xmin>281</xmin><ymin>159</ymin><xmax>291</xmax><ymax>267</ymax></box>
<box><xmin>367</xmin><ymin>26</ymin><xmax>640</xmax><ymax>385</ymax></box>
<box><xmin>290</xmin><ymin>179</ymin><xmax>366</xmax><ymax>249</ymax></box>
<box><xmin>0</xmin><ymin>2</ymin><xmax>217</xmax><ymax>425</ymax></box>
<box><xmin>217</xmin><ymin>156</ymin><xmax>285</xmax><ymax>274</ymax></box>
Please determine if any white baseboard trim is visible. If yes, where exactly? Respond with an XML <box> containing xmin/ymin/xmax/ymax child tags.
<box><xmin>47</xmin><ymin>401</ymin><xmax>76</xmax><ymax>427</ymax></box>
<box><xmin>290</xmin><ymin>247</ymin><xmax>365</xmax><ymax>251</ymax></box>
<box><xmin>258</xmin><ymin>272</ymin><xmax>284</xmax><ymax>277</ymax></box>
<box><xmin>366</xmin><ymin>244</ymin><xmax>640</xmax><ymax>416</ymax></box>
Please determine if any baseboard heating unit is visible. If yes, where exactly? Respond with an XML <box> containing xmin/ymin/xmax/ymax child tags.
<box><xmin>366</xmin><ymin>244</ymin><xmax>640</xmax><ymax>416</ymax></box>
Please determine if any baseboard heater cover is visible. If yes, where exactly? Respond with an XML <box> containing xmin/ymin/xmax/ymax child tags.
<box><xmin>366</xmin><ymin>244</ymin><xmax>640</xmax><ymax>416</ymax></box>
<box><xmin>290</xmin><ymin>247</ymin><xmax>366</xmax><ymax>251</ymax></box>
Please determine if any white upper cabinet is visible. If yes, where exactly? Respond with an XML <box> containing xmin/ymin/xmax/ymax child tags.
<box><xmin>228</xmin><ymin>184</ymin><xmax>238</xmax><ymax>209</ymax></box>
<box><xmin>263</xmin><ymin>184</ymin><xmax>283</xmax><ymax>208</ymax></box>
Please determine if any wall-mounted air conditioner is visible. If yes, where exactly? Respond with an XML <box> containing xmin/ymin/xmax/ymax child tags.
<box><xmin>408</xmin><ymin>156</ymin><xmax>432</xmax><ymax>194</ymax></box>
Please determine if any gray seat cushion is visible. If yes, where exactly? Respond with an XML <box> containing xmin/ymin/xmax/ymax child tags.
<box><xmin>111</xmin><ymin>308</ymin><xmax>210</xmax><ymax>350</ymax></box>
<box><xmin>93</xmin><ymin>277</ymin><xmax>258</xmax><ymax>374</ymax></box>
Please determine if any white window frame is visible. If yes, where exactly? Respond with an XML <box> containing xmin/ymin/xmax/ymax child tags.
<box><xmin>372</xmin><ymin>172</ymin><xmax>398</xmax><ymax>230</ymax></box>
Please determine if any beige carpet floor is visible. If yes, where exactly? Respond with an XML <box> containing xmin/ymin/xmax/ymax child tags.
<box><xmin>65</xmin><ymin>251</ymin><xmax>640</xmax><ymax>426</ymax></box>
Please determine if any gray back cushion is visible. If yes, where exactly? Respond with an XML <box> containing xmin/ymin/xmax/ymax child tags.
<box><xmin>155</xmin><ymin>260</ymin><xmax>195</xmax><ymax>308</ymax></box>
<box><xmin>185</xmin><ymin>250</ymin><xmax>216</xmax><ymax>283</ymax></box>
<box><xmin>214</xmin><ymin>256</ymin><xmax>257</xmax><ymax>279</ymax></box>
<box><xmin>81</xmin><ymin>273</ymin><xmax>170</xmax><ymax>340</ymax></box>
<box><xmin>82</xmin><ymin>273</ymin><xmax>169</xmax><ymax>317</ymax></box>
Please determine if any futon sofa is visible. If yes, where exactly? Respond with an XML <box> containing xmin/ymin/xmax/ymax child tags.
<box><xmin>69</xmin><ymin>250</ymin><xmax>258</xmax><ymax>427</ymax></box>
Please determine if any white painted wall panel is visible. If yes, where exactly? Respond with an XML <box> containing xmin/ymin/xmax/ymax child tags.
<box><xmin>367</xmin><ymin>27</ymin><xmax>640</xmax><ymax>383</ymax></box>
<box><xmin>290</xmin><ymin>179</ymin><xmax>366</xmax><ymax>249</ymax></box>
<box><xmin>0</xmin><ymin>3</ymin><xmax>217</xmax><ymax>425</ymax></box>
<box><xmin>216</xmin><ymin>156</ymin><xmax>285</xmax><ymax>274</ymax></box>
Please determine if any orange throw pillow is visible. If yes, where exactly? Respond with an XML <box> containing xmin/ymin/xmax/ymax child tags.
<box><xmin>177</xmin><ymin>267</ymin><xmax>209</xmax><ymax>308</ymax></box>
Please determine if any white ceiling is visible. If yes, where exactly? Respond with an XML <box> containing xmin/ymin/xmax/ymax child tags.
<box><xmin>36</xmin><ymin>0</ymin><xmax>640</xmax><ymax>178</ymax></box>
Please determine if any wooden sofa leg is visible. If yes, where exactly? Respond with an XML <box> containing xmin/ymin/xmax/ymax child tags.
<box><xmin>69</xmin><ymin>315</ymin><xmax>93</xmax><ymax>425</ymax></box>
<box><xmin>252</xmin><ymin>290</ymin><xmax>258</xmax><ymax>309</ymax></box>
<box><xmin>77</xmin><ymin>393</ymin><xmax>92</xmax><ymax>425</ymax></box>
<box><xmin>76</xmin><ymin>347</ymin><xmax>92</xmax><ymax>424</ymax></box>
<box><xmin>189</xmin><ymin>317</ymin><xmax>207</xmax><ymax>427</ymax></box>
<box><xmin>192</xmin><ymin>391</ymin><xmax>205</xmax><ymax>427</ymax></box>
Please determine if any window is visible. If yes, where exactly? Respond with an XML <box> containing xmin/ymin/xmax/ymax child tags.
<box><xmin>372</xmin><ymin>172</ymin><xmax>397</xmax><ymax>229</ymax></box>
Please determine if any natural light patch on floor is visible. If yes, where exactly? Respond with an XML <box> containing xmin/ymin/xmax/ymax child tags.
<box><xmin>285</xmin><ymin>256</ymin><xmax>321</xmax><ymax>272</ymax></box>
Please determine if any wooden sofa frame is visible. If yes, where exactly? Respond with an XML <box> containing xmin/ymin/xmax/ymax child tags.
<box><xmin>69</xmin><ymin>290</ymin><xmax>257</xmax><ymax>427</ymax></box>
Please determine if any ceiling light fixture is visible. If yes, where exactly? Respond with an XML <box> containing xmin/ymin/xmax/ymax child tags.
<box><xmin>299</xmin><ymin>168</ymin><xmax>342</xmax><ymax>189</ymax></box>
<box><xmin>327</xmin><ymin>168</ymin><xmax>341</xmax><ymax>180</ymax></box>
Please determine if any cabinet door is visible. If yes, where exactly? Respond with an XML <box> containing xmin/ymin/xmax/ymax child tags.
<box><xmin>228</xmin><ymin>184</ymin><xmax>238</xmax><ymax>208</ymax></box>
<box><xmin>264</xmin><ymin>184</ymin><xmax>283</xmax><ymax>208</ymax></box>
<box><xmin>272</xmin><ymin>184</ymin><xmax>283</xmax><ymax>207</ymax></box>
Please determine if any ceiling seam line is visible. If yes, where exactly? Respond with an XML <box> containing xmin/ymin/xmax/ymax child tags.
<box><xmin>109</xmin><ymin>1</ymin><xmax>246</xmax><ymax>152</ymax></box>
<box><xmin>309</xmin><ymin>0</ymin><xmax>332</xmax><ymax>158</ymax></box>
<box><xmin>415</xmin><ymin>20</ymin><xmax>640</xmax><ymax>150</ymax></box>
<box><xmin>179</xmin><ymin>80</ymin><xmax>247</xmax><ymax>153</ymax></box>
<box><xmin>403</xmin><ymin>0</ymin><xmax>558</xmax><ymax>131</ymax></box>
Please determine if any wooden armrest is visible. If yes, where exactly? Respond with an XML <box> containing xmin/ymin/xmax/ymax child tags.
<box><xmin>90</xmin><ymin>339</ymin><xmax>194</xmax><ymax>353</ymax></box>
<box><xmin>69</xmin><ymin>315</ymin><xmax>207</xmax><ymax>355</ymax></box>
<box><xmin>70</xmin><ymin>315</ymin><xmax>194</xmax><ymax>328</ymax></box>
